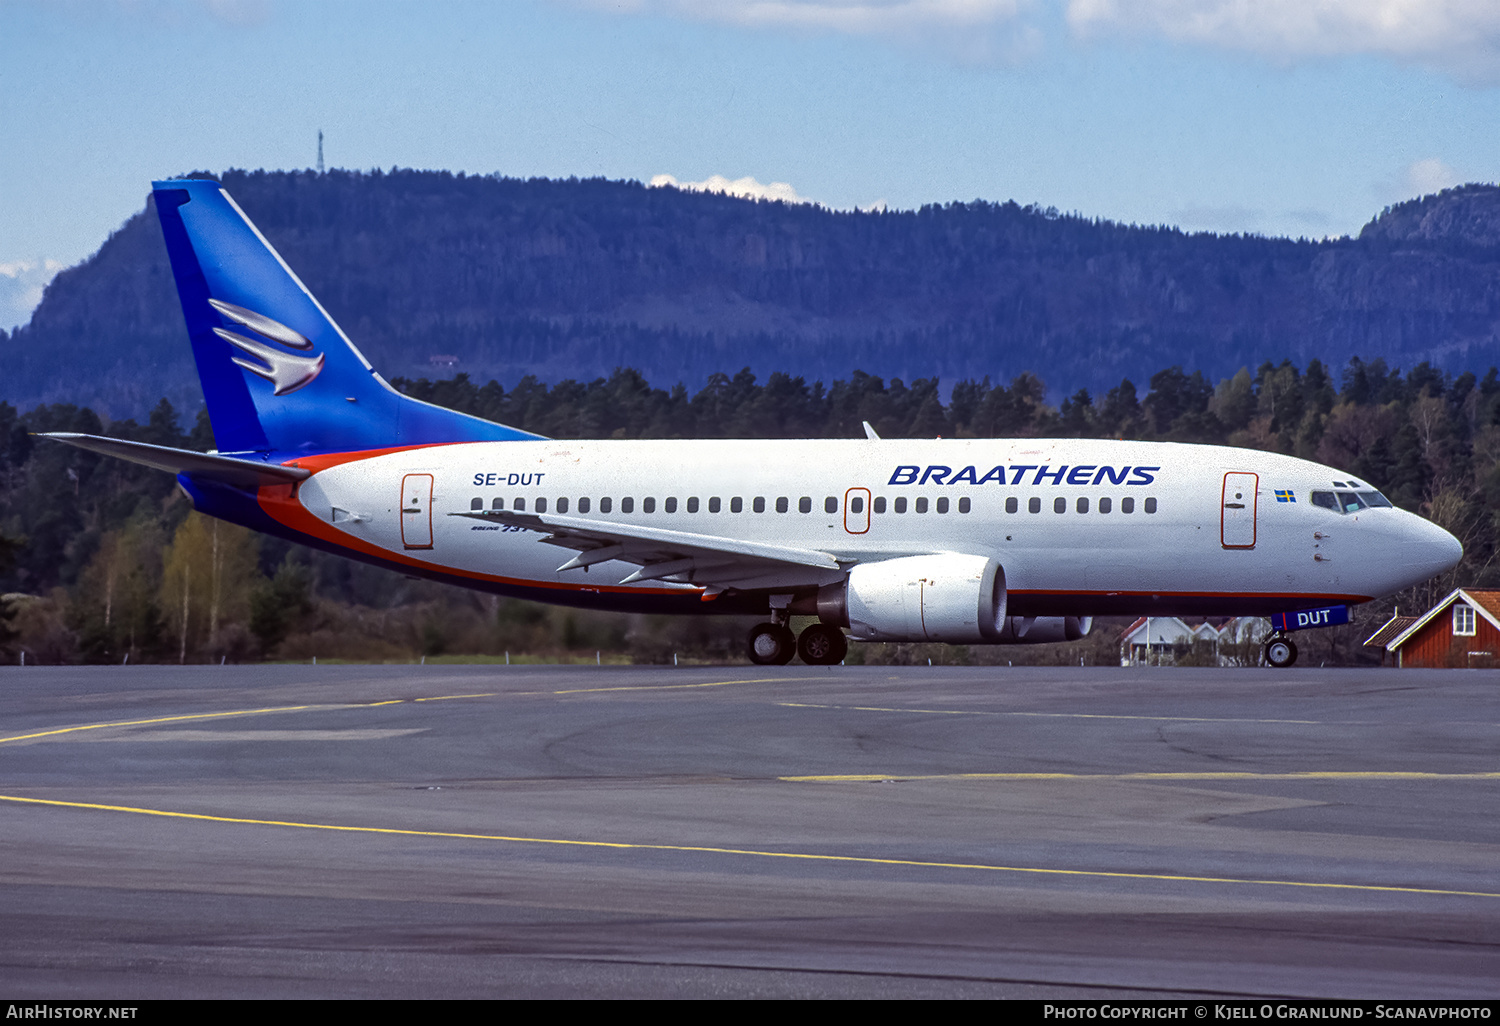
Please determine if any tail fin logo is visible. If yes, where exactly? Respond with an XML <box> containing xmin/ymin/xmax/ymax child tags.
<box><xmin>208</xmin><ymin>298</ymin><xmax>325</xmax><ymax>396</ymax></box>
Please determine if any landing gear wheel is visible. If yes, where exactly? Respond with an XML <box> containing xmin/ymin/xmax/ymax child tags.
<box><xmin>797</xmin><ymin>623</ymin><xmax>848</xmax><ymax>666</ymax></box>
<box><xmin>747</xmin><ymin>623</ymin><xmax>796</xmax><ymax>665</ymax></box>
<box><xmin>1264</xmin><ymin>635</ymin><xmax>1298</xmax><ymax>668</ymax></box>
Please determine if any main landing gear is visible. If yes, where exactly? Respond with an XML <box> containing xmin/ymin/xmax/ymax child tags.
<box><xmin>1264</xmin><ymin>633</ymin><xmax>1298</xmax><ymax>668</ymax></box>
<box><xmin>746</xmin><ymin>617</ymin><xmax>848</xmax><ymax>666</ymax></box>
<box><xmin>747</xmin><ymin>622</ymin><xmax>795</xmax><ymax>665</ymax></box>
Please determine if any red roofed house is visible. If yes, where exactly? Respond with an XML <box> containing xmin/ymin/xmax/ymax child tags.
<box><xmin>1368</xmin><ymin>589</ymin><xmax>1500</xmax><ymax>668</ymax></box>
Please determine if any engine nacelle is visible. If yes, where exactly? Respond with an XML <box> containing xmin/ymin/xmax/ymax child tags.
<box><xmin>832</xmin><ymin>553</ymin><xmax>1007</xmax><ymax>643</ymax></box>
<box><xmin>994</xmin><ymin>615</ymin><xmax>1093</xmax><ymax>644</ymax></box>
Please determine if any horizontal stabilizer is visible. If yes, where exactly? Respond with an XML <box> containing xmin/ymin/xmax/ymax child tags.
<box><xmin>40</xmin><ymin>433</ymin><xmax>310</xmax><ymax>489</ymax></box>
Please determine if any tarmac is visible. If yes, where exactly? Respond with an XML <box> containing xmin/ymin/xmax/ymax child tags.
<box><xmin>0</xmin><ymin>662</ymin><xmax>1497</xmax><ymax>998</ymax></box>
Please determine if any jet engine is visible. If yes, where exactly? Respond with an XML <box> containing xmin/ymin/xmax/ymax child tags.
<box><xmin>994</xmin><ymin>615</ymin><xmax>1093</xmax><ymax>644</ymax></box>
<box><xmin>818</xmin><ymin>553</ymin><xmax>1007</xmax><ymax>643</ymax></box>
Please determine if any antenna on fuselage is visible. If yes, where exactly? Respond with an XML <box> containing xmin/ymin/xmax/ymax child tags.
<box><xmin>317</xmin><ymin>130</ymin><xmax>324</xmax><ymax>174</ymax></box>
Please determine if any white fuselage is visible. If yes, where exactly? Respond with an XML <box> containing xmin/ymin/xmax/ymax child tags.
<box><xmin>284</xmin><ymin>436</ymin><xmax>1461</xmax><ymax>618</ymax></box>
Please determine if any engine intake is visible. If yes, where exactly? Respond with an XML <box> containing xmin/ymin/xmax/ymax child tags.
<box><xmin>828</xmin><ymin>553</ymin><xmax>1007</xmax><ymax>643</ymax></box>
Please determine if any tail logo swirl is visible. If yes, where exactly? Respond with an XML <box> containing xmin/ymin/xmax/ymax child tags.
<box><xmin>208</xmin><ymin>298</ymin><xmax>325</xmax><ymax>396</ymax></box>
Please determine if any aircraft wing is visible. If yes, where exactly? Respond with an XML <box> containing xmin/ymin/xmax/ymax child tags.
<box><xmin>39</xmin><ymin>433</ymin><xmax>311</xmax><ymax>489</ymax></box>
<box><xmin>449</xmin><ymin>508</ymin><xmax>845</xmax><ymax>590</ymax></box>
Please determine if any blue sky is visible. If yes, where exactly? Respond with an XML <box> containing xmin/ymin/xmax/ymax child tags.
<box><xmin>2</xmin><ymin>0</ymin><xmax>1497</xmax><ymax>330</ymax></box>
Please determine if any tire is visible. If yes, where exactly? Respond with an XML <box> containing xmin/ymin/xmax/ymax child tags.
<box><xmin>1265</xmin><ymin>636</ymin><xmax>1298</xmax><ymax>668</ymax></box>
<box><xmin>797</xmin><ymin>623</ymin><xmax>849</xmax><ymax>666</ymax></box>
<box><xmin>747</xmin><ymin>623</ymin><xmax>796</xmax><ymax>665</ymax></box>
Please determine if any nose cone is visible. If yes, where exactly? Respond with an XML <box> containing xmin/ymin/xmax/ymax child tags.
<box><xmin>1394</xmin><ymin>513</ymin><xmax>1463</xmax><ymax>589</ymax></box>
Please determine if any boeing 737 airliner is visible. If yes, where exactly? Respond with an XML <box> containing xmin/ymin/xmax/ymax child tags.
<box><xmin>43</xmin><ymin>179</ymin><xmax>1463</xmax><ymax>666</ymax></box>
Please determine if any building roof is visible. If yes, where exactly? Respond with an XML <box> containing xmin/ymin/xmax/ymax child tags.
<box><xmin>1120</xmin><ymin>616</ymin><xmax>1266</xmax><ymax>646</ymax></box>
<box><xmin>1363</xmin><ymin>615</ymin><xmax>1418</xmax><ymax>649</ymax></box>
<box><xmin>1386</xmin><ymin>589</ymin><xmax>1500</xmax><ymax>650</ymax></box>
<box><xmin>1120</xmin><ymin>617</ymin><xmax>1194</xmax><ymax>645</ymax></box>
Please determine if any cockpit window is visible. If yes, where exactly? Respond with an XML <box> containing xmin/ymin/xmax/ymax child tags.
<box><xmin>1313</xmin><ymin>488</ymin><xmax>1391</xmax><ymax>513</ymax></box>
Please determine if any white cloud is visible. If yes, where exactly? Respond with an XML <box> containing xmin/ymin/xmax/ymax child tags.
<box><xmin>1066</xmin><ymin>0</ymin><xmax>1500</xmax><ymax>79</ymax></box>
<box><xmin>1374</xmin><ymin>157</ymin><xmax>1465</xmax><ymax>207</ymax></box>
<box><xmin>647</xmin><ymin>0</ymin><xmax>1032</xmax><ymax>33</ymax></box>
<box><xmin>651</xmin><ymin>173</ymin><xmax>812</xmax><ymax>204</ymax></box>
<box><xmin>585</xmin><ymin>1</ymin><xmax>1042</xmax><ymax>61</ymax></box>
<box><xmin>1403</xmin><ymin>156</ymin><xmax>1462</xmax><ymax>196</ymax></box>
<box><xmin>0</xmin><ymin>259</ymin><xmax>64</xmax><ymax>333</ymax></box>
<box><xmin>592</xmin><ymin>1</ymin><xmax>1500</xmax><ymax>77</ymax></box>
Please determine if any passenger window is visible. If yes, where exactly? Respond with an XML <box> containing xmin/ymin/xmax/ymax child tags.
<box><xmin>776</xmin><ymin>497</ymin><xmax>788</xmax><ymax>513</ymax></box>
<box><xmin>1099</xmin><ymin>497</ymin><xmax>1111</xmax><ymax>514</ymax></box>
<box><xmin>825</xmin><ymin>496</ymin><xmax>837</xmax><ymax>514</ymax></box>
<box><xmin>470</xmin><ymin>497</ymin><xmax>482</xmax><ymax>510</ymax></box>
<box><xmin>600</xmin><ymin>497</ymin><xmax>612</xmax><ymax>513</ymax></box>
<box><xmin>874</xmin><ymin>497</ymin><xmax>886</xmax><ymax>514</ymax></box>
<box><xmin>515</xmin><ymin>497</ymin><xmax>526</xmax><ymax>511</ymax></box>
<box><xmin>578</xmin><ymin>497</ymin><xmax>590</xmax><ymax>513</ymax></box>
<box><xmin>1077</xmin><ymin>497</ymin><xmax>1088</xmax><ymax>514</ymax></box>
<box><xmin>799</xmin><ymin>497</ymin><xmax>812</xmax><ymax>513</ymax></box>
<box><xmin>894</xmin><ymin>497</ymin><xmax>907</xmax><ymax>513</ymax></box>
<box><xmin>1006</xmin><ymin>497</ymin><xmax>1018</xmax><ymax>514</ymax></box>
<box><xmin>1029</xmin><ymin>497</ymin><xmax>1041</xmax><ymax>514</ymax></box>
<box><xmin>686</xmin><ymin>497</ymin><xmax>698</xmax><ymax>513</ymax></box>
<box><xmin>1053</xmin><ymin>497</ymin><xmax>1066</xmax><ymax>514</ymax></box>
<box><xmin>557</xmin><ymin>497</ymin><xmax>569</xmax><ymax>514</ymax></box>
<box><xmin>958</xmin><ymin>497</ymin><xmax>970</xmax><ymax>514</ymax></box>
<box><xmin>754</xmin><ymin>497</ymin><xmax>766</xmax><ymax>513</ymax></box>
<box><xmin>665</xmin><ymin>497</ymin><xmax>677</xmax><ymax>513</ymax></box>
<box><xmin>621</xmin><ymin>497</ymin><xmax>634</xmax><ymax>513</ymax></box>
<box><xmin>1121</xmin><ymin>497</ymin><xmax>1133</xmax><ymax>514</ymax></box>
<box><xmin>936</xmin><ymin>497</ymin><xmax>949</xmax><ymax>514</ymax></box>
<box><xmin>1144</xmin><ymin>497</ymin><xmax>1157</xmax><ymax>514</ymax></box>
<box><xmin>851</xmin><ymin>497</ymin><xmax>865</xmax><ymax>513</ymax></box>
<box><xmin>709</xmin><ymin>497</ymin><xmax>721</xmax><ymax>513</ymax></box>
<box><xmin>492</xmin><ymin>498</ymin><xmax>504</xmax><ymax>510</ymax></box>
<box><xmin>643</xmin><ymin>497</ymin><xmax>655</xmax><ymax>513</ymax></box>
<box><xmin>731</xmin><ymin>497</ymin><xmax>744</xmax><ymax>513</ymax></box>
<box><xmin>536</xmin><ymin>498</ymin><xmax>548</xmax><ymax>513</ymax></box>
<box><xmin>916</xmin><ymin>497</ymin><xmax>929</xmax><ymax>513</ymax></box>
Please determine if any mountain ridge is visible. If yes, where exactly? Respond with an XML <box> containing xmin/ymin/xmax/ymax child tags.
<box><xmin>6</xmin><ymin>170</ymin><xmax>1500</xmax><ymax>417</ymax></box>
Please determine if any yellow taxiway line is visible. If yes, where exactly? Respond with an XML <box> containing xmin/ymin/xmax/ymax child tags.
<box><xmin>1</xmin><ymin>792</ymin><xmax>1497</xmax><ymax>900</ymax></box>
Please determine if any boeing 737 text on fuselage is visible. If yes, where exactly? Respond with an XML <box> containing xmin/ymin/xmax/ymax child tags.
<box><xmin>43</xmin><ymin>180</ymin><xmax>1464</xmax><ymax>667</ymax></box>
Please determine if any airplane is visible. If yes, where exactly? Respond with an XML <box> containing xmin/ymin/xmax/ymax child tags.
<box><xmin>41</xmin><ymin>178</ymin><xmax>1464</xmax><ymax>668</ymax></box>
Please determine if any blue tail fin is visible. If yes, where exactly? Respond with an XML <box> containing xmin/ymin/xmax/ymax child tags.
<box><xmin>153</xmin><ymin>178</ymin><xmax>541</xmax><ymax>455</ymax></box>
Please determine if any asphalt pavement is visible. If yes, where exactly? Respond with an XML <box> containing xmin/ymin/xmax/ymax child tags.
<box><xmin>0</xmin><ymin>663</ymin><xmax>1496</xmax><ymax>998</ymax></box>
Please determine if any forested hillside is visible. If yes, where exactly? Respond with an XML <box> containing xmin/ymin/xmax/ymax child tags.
<box><xmin>0</xmin><ymin>358</ymin><xmax>1492</xmax><ymax>666</ymax></box>
<box><xmin>5</xmin><ymin>170</ymin><xmax>1500</xmax><ymax>417</ymax></box>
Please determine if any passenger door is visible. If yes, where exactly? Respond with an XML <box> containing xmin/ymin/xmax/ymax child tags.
<box><xmin>1221</xmin><ymin>472</ymin><xmax>1258</xmax><ymax>549</ymax></box>
<box><xmin>401</xmin><ymin>473</ymin><xmax>434</xmax><ymax>549</ymax></box>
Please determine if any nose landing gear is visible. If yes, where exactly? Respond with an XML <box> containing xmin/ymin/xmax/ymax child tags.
<box><xmin>1264</xmin><ymin>633</ymin><xmax>1298</xmax><ymax>668</ymax></box>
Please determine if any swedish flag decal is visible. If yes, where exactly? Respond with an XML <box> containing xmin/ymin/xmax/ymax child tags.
<box><xmin>1274</xmin><ymin>489</ymin><xmax>1295</xmax><ymax>503</ymax></box>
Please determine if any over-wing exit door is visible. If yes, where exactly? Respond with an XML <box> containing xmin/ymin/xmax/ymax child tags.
<box><xmin>401</xmin><ymin>473</ymin><xmax>434</xmax><ymax>549</ymax></box>
<box><xmin>1221</xmin><ymin>472</ymin><xmax>1258</xmax><ymax>549</ymax></box>
<box><xmin>844</xmin><ymin>487</ymin><xmax>870</xmax><ymax>534</ymax></box>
